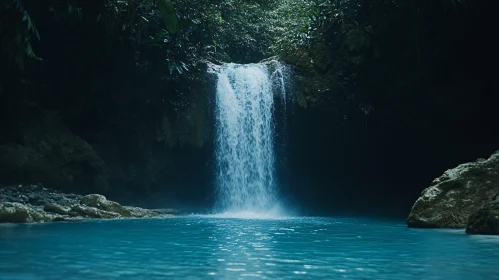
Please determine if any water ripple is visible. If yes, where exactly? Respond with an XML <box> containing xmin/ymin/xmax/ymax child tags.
<box><xmin>0</xmin><ymin>217</ymin><xmax>498</xmax><ymax>279</ymax></box>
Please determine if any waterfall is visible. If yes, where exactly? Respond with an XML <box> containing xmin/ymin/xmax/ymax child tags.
<box><xmin>210</xmin><ymin>61</ymin><xmax>288</xmax><ymax>215</ymax></box>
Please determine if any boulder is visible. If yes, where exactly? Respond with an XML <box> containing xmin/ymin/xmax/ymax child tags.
<box><xmin>0</xmin><ymin>202</ymin><xmax>60</xmax><ymax>223</ymax></box>
<box><xmin>0</xmin><ymin>185</ymin><xmax>173</xmax><ymax>223</ymax></box>
<box><xmin>44</xmin><ymin>203</ymin><xmax>70</xmax><ymax>215</ymax></box>
<box><xmin>123</xmin><ymin>206</ymin><xmax>175</xmax><ymax>218</ymax></box>
<box><xmin>80</xmin><ymin>194</ymin><xmax>133</xmax><ymax>217</ymax></box>
<box><xmin>0</xmin><ymin>202</ymin><xmax>32</xmax><ymax>223</ymax></box>
<box><xmin>407</xmin><ymin>150</ymin><xmax>499</xmax><ymax>228</ymax></box>
<box><xmin>79</xmin><ymin>194</ymin><xmax>107</xmax><ymax>207</ymax></box>
<box><xmin>71</xmin><ymin>205</ymin><xmax>120</xmax><ymax>219</ymax></box>
<box><xmin>29</xmin><ymin>208</ymin><xmax>61</xmax><ymax>222</ymax></box>
<box><xmin>466</xmin><ymin>201</ymin><xmax>499</xmax><ymax>235</ymax></box>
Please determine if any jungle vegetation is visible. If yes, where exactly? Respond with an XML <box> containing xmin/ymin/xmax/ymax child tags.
<box><xmin>1</xmin><ymin>0</ymin><xmax>474</xmax><ymax>77</ymax></box>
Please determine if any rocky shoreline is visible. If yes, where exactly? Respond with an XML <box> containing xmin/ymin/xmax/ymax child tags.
<box><xmin>0</xmin><ymin>185</ymin><xmax>174</xmax><ymax>223</ymax></box>
<box><xmin>407</xmin><ymin>151</ymin><xmax>499</xmax><ymax>235</ymax></box>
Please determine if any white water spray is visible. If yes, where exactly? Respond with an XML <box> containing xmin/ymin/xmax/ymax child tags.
<box><xmin>210</xmin><ymin>61</ymin><xmax>288</xmax><ymax>217</ymax></box>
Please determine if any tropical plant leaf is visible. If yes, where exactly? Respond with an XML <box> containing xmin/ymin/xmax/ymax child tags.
<box><xmin>175</xmin><ymin>64</ymin><xmax>183</xmax><ymax>74</ymax></box>
<box><xmin>168</xmin><ymin>60</ymin><xmax>175</xmax><ymax>74</ymax></box>
<box><xmin>181</xmin><ymin>61</ymin><xmax>189</xmax><ymax>71</ymax></box>
<box><xmin>157</xmin><ymin>0</ymin><xmax>179</xmax><ymax>35</ymax></box>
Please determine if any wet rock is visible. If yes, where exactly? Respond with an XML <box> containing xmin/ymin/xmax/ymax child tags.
<box><xmin>0</xmin><ymin>202</ymin><xmax>32</xmax><ymax>223</ymax></box>
<box><xmin>407</xmin><ymin>151</ymin><xmax>499</xmax><ymax>228</ymax></box>
<box><xmin>80</xmin><ymin>194</ymin><xmax>133</xmax><ymax>217</ymax></box>
<box><xmin>124</xmin><ymin>206</ymin><xmax>175</xmax><ymax>218</ymax></box>
<box><xmin>30</xmin><ymin>208</ymin><xmax>61</xmax><ymax>223</ymax></box>
<box><xmin>0</xmin><ymin>202</ymin><xmax>60</xmax><ymax>223</ymax></box>
<box><xmin>0</xmin><ymin>184</ymin><xmax>174</xmax><ymax>223</ymax></box>
<box><xmin>44</xmin><ymin>203</ymin><xmax>70</xmax><ymax>215</ymax></box>
<box><xmin>466</xmin><ymin>201</ymin><xmax>499</xmax><ymax>235</ymax></box>
<box><xmin>28</xmin><ymin>196</ymin><xmax>47</xmax><ymax>206</ymax></box>
<box><xmin>71</xmin><ymin>205</ymin><xmax>121</xmax><ymax>219</ymax></box>
<box><xmin>79</xmin><ymin>194</ymin><xmax>108</xmax><ymax>207</ymax></box>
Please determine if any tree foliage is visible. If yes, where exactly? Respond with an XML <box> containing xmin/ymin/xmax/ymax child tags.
<box><xmin>1</xmin><ymin>0</ymin><xmax>477</xmax><ymax>76</ymax></box>
<box><xmin>1</xmin><ymin>0</ymin><xmax>41</xmax><ymax>70</ymax></box>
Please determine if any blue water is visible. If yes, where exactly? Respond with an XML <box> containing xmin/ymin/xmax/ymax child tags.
<box><xmin>1</xmin><ymin>217</ymin><xmax>498</xmax><ymax>280</ymax></box>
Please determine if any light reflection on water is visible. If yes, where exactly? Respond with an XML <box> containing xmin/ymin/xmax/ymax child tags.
<box><xmin>0</xmin><ymin>217</ymin><xmax>498</xmax><ymax>279</ymax></box>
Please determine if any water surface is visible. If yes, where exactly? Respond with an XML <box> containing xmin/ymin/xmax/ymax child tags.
<box><xmin>1</xmin><ymin>217</ymin><xmax>498</xmax><ymax>279</ymax></box>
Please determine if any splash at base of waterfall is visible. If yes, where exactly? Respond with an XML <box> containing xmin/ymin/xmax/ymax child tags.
<box><xmin>193</xmin><ymin>202</ymin><xmax>295</xmax><ymax>219</ymax></box>
<box><xmin>204</xmin><ymin>204</ymin><xmax>291</xmax><ymax>219</ymax></box>
<box><xmin>210</xmin><ymin>61</ymin><xmax>288</xmax><ymax>215</ymax></box>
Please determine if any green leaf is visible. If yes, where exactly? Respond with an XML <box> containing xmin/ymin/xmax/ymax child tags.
<box><xmin>158</xmin><ymin>0</ymin><xmax>179</xmax><ymax>35</ymax></box>
<box><xmin>175</xmin><ymin>65</ymin><xmax>183</xmax><ymax>74</ymax></box>
<box><xmin>168</xmin><ymin>61</ymin><xmax>175</xmax><ymax>74</ymax></box>
<box><xmin>181</xmin><ymin>62</ymin><xmax>189</xmax><ymax>71</ymax></box>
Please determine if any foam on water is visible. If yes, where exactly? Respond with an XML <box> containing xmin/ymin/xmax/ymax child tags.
<box><xmin>195</xmin><ymin>205</ymin><xmax>292</xmax><ymax>220</ymax></box>
<box><xmin>195</xmin><ymin>212</ymin><xmax>288</xmax><ymax>220</ymax></box>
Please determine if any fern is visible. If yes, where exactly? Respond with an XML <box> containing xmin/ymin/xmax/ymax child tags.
<box><xmin>1</xmin><ymin>0</ymin><xmax>42</xmax><ymax>69</ymax></box>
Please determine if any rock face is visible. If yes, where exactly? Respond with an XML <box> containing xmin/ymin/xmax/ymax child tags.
<box><xmin>407</xmin><ymin>151</ymin><xmax>499</xmax><ymax>228</ymax></box>
<box><xmin>466</xmin><ymin>201</ymin><xmax>499</xmax><ymax>235</ymax></box>
<box><xmin>0</xmin><ymin>112</ymin><xmax>108</xmax><ymax>193</ymax></box>
<box><xmin>0</xmin><ymin>185</ymin><xmax>174</xmax><ymax>223</ymax></box>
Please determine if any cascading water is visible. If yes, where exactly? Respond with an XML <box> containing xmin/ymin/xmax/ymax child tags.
<box><xmin>210</xmin><ymin>61</ymin><xmax>288</xmax><ymax>216</ymax></box>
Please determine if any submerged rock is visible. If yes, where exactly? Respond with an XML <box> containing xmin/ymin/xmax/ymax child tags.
<box><xmin>0</xmin><ymin>184</ymin><xmax>173</xmax><ymax>223</ymax></box>
<box><xmin>466</xmin><ymin>201</ymin><xmax>499</xmax><ymax>235</ymax></box>
<box><xmin>407</xmin><ymin>151</ymin><xmax>499</xmax><ymax>228</ymax></box>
